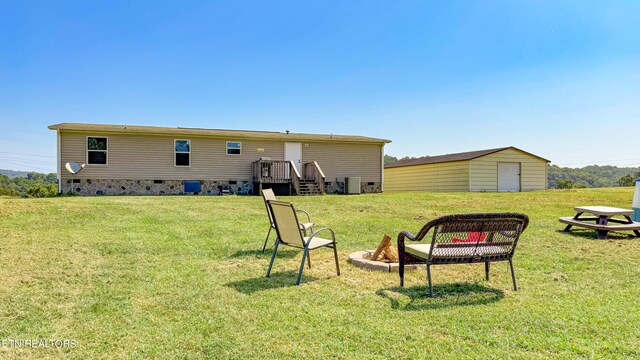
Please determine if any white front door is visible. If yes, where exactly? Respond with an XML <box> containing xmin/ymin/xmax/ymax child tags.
<box><xmin>284</xmin><ymin>142</ymin><xmax>303</xmax><ymax>176</ymax></box>
<box><xmin>498</xmin><ymin>163</ymin><xmax>521</xmax><ymax>192</ymax></box>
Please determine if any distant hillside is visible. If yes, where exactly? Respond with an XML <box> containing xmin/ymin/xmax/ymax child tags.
<box><xmin>547</xmin><ymin>165</ymin><xmax>640</xmax><ymax>188</ymax></box>
<box><xmin>0</xmin><ymin>169</ymin><xmax>58</xmax><ymax>197</ymax></box>
<box><xmin>0</xmin><ymin>169</ymin><xmax>29</xmax><ymax>178</ymax></box>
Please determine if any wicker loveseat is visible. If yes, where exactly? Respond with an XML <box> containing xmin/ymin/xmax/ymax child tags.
<box><xmin>398</xmin><ymin>213</ymin><xmax>529</xmax><ymax>297</ymax></box>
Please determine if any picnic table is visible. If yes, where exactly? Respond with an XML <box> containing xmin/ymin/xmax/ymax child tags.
<box><xmin>559</xmin><ymin>206</ymin><xmax>640</xmax><ymax>239</ymax></box>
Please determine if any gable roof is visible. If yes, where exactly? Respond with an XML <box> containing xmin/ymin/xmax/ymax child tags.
<box><xmin>48</xmin><ymin>123</ymin><xmax>391</xmax><ymax>144</ymax></box>
<box><xmin>385</xmin><ymin>147</ymin><xmax>550</xmax><ymax>168</ymax></box>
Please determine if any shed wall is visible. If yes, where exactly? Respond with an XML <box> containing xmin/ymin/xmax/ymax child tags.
<box><xmin>384</xmin><ymin>161</ymin><xmax>470</xmax><ymax>192</ymax></box>
<box><xmin>469</xmin><ymin>148</ymin><xmax>547</xmax><ymax>192</ymax></box>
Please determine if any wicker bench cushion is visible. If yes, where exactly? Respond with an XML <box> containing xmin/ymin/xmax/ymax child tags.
<box><xmin>405</xmin><ymin>243</ymin><xmax>510</xmax><ymax>259</ymax></box>
<box><xmin>405</xmin><ymin>244</ymin><xmax>432</xmax><ymax>259</ymax></box>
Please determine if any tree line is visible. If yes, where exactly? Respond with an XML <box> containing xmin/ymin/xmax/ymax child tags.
<box><xmin>0</xmin><ymin>171</ymin><xmax>58</xmax><ymax>197</ymax></box>
<box><xmin>547</xmin><ymin>164</ymin><xmax>639</xmax><ymax>189</ymax></box>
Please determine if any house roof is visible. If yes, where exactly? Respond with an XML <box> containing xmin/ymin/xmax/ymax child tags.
<box><xmin>385</xmin><ymin>146</ymin><xmax>550</xmax><ymax>168</ymax></box>
<box><xmin>48</xmin><ymin>122</ymin><xmax>391</xmax><ymax>144</ymax></box>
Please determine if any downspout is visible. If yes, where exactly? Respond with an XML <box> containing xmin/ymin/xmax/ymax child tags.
<box><xmin>57</xmin><ymin>130</ymin><xmax>62</xmax><ymax>194</ymax></box>
<box><xmin>380</xmin><ymin>144</ymin><xmax>384</xmax><ymax>192</ymax></box>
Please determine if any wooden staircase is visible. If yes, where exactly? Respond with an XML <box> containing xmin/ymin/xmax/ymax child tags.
<box><xmin>298</xmin><ymin>179</ymin><xmax>323</xmax><ymax>196</ymax></box>
<box><xmin>252</xmin><ymin>159</ymin><xmax>326</xmax><ymax>196</ymax></box>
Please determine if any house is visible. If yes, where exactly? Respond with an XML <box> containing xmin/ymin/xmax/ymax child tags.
<box><xmin>384</xmin><ymin>147</ymin><xmax>550</xmax><ymax>192</ymax></box>
<box><xmin>49</xmin><ymin>123</ymin><xmax>390</xmax><ymax>196</ymax></box>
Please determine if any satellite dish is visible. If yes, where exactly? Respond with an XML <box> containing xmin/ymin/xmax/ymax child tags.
<box><xmin>64</xmin><ymin>162</ymin><xmax>85</xmax><ymax>195</ymax></box>
<box><xmin>65</xmin><ymin>162</ymin><xmax>85</xmax><ymax>175</ymax></box>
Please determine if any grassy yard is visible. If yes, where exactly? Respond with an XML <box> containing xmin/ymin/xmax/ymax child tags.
<box><xmin>1</xmin><ymin>188</ymin><xmax>639</xmax><ymax>359</ymax></box>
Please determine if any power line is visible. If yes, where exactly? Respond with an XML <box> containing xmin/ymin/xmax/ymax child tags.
<box><xmin>0</xmin><ymin>151</ymin><xmax>56</xmax><ymax>159</ymax></box>
<box><xmin>0</xmin><ymin>156</ymin><xmax>55</xmax><ymax>166</ymax></box>
<box><xmin>0</xmin><ymin>156</ymin><xmax>54</xmax><ymax>165</ymax></box>
<box><xmin>554</xmin><ymin>158</ymin><xmax>640</xmax><ymax>165</ymax></box>
<box><xmin>0</xmin><ymin>159</ymin><xmax>54</xmax><ymax>172</ymax></box>
<box><xmin>553</xmin><ymin>158</ymin><xmax>640</xmax><ymax>166</ymax></box>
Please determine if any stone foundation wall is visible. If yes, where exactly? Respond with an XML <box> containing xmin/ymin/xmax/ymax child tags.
<box><xmin>324</xmin><ymin>181</ymin><xmax>345</xmax><ymax>194</ymax></box>
<box><xmin>62</xmin><ymin>179</ymin><xmax>381</xmax><ymax>196</ymax></box>
<box><xmin>63</xmin><ymin>179</ymin><xmax>253</xmax><ymax>196</ymax></box>
<box><xmin>324</xmin><ymin>181</ymin><xmax>382</xmax><ymax>194</ymax></box>
<box><xmin>361</xmin><ymin>182</ymin><xmax>382</xmax><ymax>193</ymax></box>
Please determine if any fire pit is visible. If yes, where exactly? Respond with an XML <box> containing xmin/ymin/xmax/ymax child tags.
<box><xmin>348</xmin><ymin>235</ymin><xmax>419</xmax><ymax>273</ymax></box>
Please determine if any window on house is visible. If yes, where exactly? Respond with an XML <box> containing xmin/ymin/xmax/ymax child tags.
<box><xmin>226</xmin><ymin>141</ymin><xmax>241</xmax><ymax>155</ymax></box>
<box><xmin>87</xmin><ymin>137</ymin><xmax>108</xmax><ymax>165</ymax></box>
<box><xmin>175</xmin><ymin>139</ymin><xmax>191</xmax><ymax>166</ymax></box>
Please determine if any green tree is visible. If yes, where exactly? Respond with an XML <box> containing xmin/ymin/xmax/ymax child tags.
<box><xmin>0</xmin><ymin>187</ymin><xmax>18</xmax><ymax>196</ymax></box>
<box><xmin>618</xmin><ymin>174</ymin><xmax>635</xmax><ymax>187</ymax></box>
<box><xmin>26</xmin><ymin>184</ymin><xmax>58</xmax><ymax>198</ymax></box>
<box><xmin>398</xmin><ymin>156</ymin><xmax>418</xmax><ymax>162</ymax></box>
<box><xmin>26</xmin><ymin>172</ymin><xmax>45</xmax><ymax>181</ymax></box>
<box><xmin>384</xmin><ymin>155</ymin><xmax>398</xmax><ymax>165</ymax></box>
<box><xmin>0</xmin><ymin>171</ymin><xmax>58</xmax><ymax>196</ymax></box>
<box><xmin>574</xmin><ymin>180</ymin><xmax>589</xmax><ymax>189</ymax></box>
<box><xmin>556</xmin><ymin>179</ymin><xmax>574</xmax><ymax>189</ymax></box>
<box><xmin>45</xmin><ymin>173</ymin><xmax>58</xmax><ymax>183</ymax></box>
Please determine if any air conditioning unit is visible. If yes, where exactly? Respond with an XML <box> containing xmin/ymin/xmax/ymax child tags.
<box><xmin>345</xmin><ymin>177</ymin><xmax>361</xmax><ymax>194</ymax></box>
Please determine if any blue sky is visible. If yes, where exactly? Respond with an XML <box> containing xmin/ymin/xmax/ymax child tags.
<box><xmin>1</xmin><ymin>1</ymin><xmax>639</xmax><ymax>172</ymax></box>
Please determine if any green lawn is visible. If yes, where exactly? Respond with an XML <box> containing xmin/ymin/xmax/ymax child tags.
<box><xmin>1</xmin><ymin>189</ymin><xmax>640</xmax><ymax>359</ymax></box>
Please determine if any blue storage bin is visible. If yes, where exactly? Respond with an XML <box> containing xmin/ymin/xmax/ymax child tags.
<box><xmin>184</xmin><ymin>180</ymin><xmax>201</xmax><ymax>193</ymax></box>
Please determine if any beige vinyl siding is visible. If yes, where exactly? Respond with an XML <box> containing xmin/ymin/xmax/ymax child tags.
<box><xmin>384</xmin><ymin>161</ymin><xmax>470</xmax><ymax>192</ymax></box>
<box><xmin>469</xmin><ymin>148</ymin><xmax>547</xmax><ymax>192</ymax></box>
<box><xmin>301</xmin><ymin>142</ymin><xmax>383</xmax><ymax>183</ymax></box>
<box><xmin>59</xmin><ymin>132</ymin><xmax>285</xmax><ymax>181</ymax></box>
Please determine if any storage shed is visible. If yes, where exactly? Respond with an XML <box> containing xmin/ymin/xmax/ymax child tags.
<box><xmin>384</xmin><ymin>147</ymin><xmax>550</xmax><ymax>192</ymax></box>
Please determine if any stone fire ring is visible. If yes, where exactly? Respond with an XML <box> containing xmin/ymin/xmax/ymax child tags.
<box><xmin>348</xmin><ymin>251</ymin><xmax>419</xmax><ymax>273</ymax></box>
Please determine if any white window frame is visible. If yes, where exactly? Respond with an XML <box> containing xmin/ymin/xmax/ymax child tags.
<box><xmin>174</xmin><ymin>139</ymin><xmax>191</xmax><ymax>167</ymax></box>
<box><xmin>226</xmin><ymin>141</ymin><xmax>242</xmax><ymax>156</ymax></box>
<box><xmin>86</xmin><ymin>136</ymin><xmax>108</xmax><ymax>166</ymax></box>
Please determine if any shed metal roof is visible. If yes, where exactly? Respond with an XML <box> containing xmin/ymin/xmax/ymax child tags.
<box><xmin>385</xmin><ymin>147</ymin><xmax>550</xmax><ymax>168</ymax></box>
<box><xmin>48</xmin><ymin>122</ymin><xmax>391</xmax><ymax>144</ymax></box>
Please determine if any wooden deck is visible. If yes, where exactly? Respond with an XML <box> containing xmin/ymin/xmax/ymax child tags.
<box><xmin>252</xmin><ymin>160</ymin><xmax>325</xmax><ymax>195</ymax></box>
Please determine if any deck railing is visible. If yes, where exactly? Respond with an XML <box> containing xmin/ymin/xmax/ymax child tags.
<box><xmin>252</xmin><ymin>160</ymin><xmax>301</xmax><ymax>195</ymax></box>
<box><xmin>290</xmin><ymin>161</ymin><xmax>301</xmax><ymax>195</ymax></box>
<box><xmin>304</xmin><ymin>161</ymin><xmax>325</xmax><ymax>194</ymax></box>
<box><xmin>252</xmin><ymin>160</ymin><xmax>292</xmax><ymax>183</ymax></box>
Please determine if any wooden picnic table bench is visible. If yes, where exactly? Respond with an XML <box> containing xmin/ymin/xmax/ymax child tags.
<box><xmin>559</xmin><ymin>206</ymin><xmax>640</xmax><ymax>239</ymax></box>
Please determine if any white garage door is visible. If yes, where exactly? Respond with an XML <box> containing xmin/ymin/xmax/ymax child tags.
<box><xmin>498</xmin><ymin>163</ymin><xmax>521</xmax><ymax>192</ymax></box>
